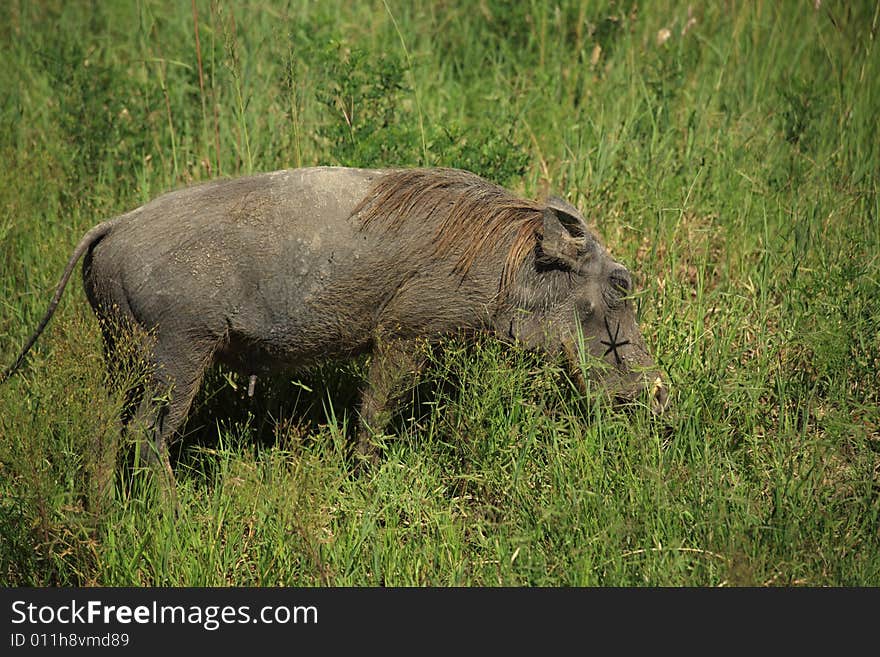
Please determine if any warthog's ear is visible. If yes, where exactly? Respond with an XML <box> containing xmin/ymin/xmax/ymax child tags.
<box><xmin>546</xmin><ymin>196</ymin><xmax>588</xmax><ymax>236</ymax></box>
<box><xmin>539</xmin><ymin>205</ymin><xmax>589</xmax><ymax>268</ymax></box>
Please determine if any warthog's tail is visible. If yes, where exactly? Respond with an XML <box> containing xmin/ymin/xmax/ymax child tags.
<box><xmin>1</xmin><ymin>219</ymin><xmax>119</xmax><ymax>385</ymax></box>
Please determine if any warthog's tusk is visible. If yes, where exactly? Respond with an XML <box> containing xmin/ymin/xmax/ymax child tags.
<box><xmin>651</xmin><ymin>376</ymin><xmax>664</xmax><ymax>396</ymax></box>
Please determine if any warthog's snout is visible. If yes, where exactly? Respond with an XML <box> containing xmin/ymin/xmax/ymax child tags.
<box><xmin>567</xmin><ymin>356</ymin><xmax>669</xmax><ymax>415</ymax></box>
<box><xmin>610</xmin><ymin>373</ymin><xmax>670</xmax><ymax>416</ymax></box>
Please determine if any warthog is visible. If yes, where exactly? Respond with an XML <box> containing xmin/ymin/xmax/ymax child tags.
<box><xmin>2</xmin><ymin>167</ymin><xmax>667</xmax><ymax>488</ymax></box>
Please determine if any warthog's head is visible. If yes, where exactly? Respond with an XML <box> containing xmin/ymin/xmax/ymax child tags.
<box><xmin>500</xmin><ymin>197</ymin><xmax>669</xmax><ymax>414</ymax></box>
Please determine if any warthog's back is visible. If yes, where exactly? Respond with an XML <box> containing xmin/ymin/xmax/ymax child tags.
<box><xmin>87</xmin><ymin>167</ymin><xmax>399</xmax><ymax>367</ymax></box>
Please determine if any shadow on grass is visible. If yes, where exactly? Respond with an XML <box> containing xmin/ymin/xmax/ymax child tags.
<box><xmin>167</xmin><ymin>353</ymin><xmax>463</xmax><ymax>473</ymax></box>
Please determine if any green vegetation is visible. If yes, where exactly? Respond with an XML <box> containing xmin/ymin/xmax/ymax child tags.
<box><xmin>1</xmin><ymin>0</ymin><xmax>878</xmax><ymax>586</ymax></box>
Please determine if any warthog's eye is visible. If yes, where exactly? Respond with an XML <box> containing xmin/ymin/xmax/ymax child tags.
<box><xmin>610</xmin><ymin>271</ymin><xmax>631</xmax><ymax>295</ymax></box>
<box><xmin>604</xmin><ymin>270</ymin><xmax>632</xmax><ymax>308</ymax></box>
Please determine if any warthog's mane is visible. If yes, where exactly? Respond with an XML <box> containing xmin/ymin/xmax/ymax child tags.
<box><xmin>353</xmin><ymin>168</ymin><xmax>544</xmax><ymax>290</ymax></box>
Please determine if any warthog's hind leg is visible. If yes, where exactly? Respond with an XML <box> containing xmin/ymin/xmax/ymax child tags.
<box><xmin>130</xmin><ymin>336</ymin><xmax>217</xmax><ymax>505</ymax></box>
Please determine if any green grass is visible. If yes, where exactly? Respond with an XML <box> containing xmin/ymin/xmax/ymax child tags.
<box><xmin>1</xmin><ymin>0</ymin><xmax>878</xmax><ymax>586</ymax></box>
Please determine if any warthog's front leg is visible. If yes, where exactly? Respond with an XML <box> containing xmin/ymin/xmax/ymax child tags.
<box><xmin>356</xmin><ymin>337</ymin><xmax>425</xmax><ymax>465</ymax></box>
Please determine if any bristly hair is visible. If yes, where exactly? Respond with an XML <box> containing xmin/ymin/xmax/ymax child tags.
<box><xmin>353</xmin><ymin>168</ymin><xmax>544</xmax><ymax>291</ymax></box>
